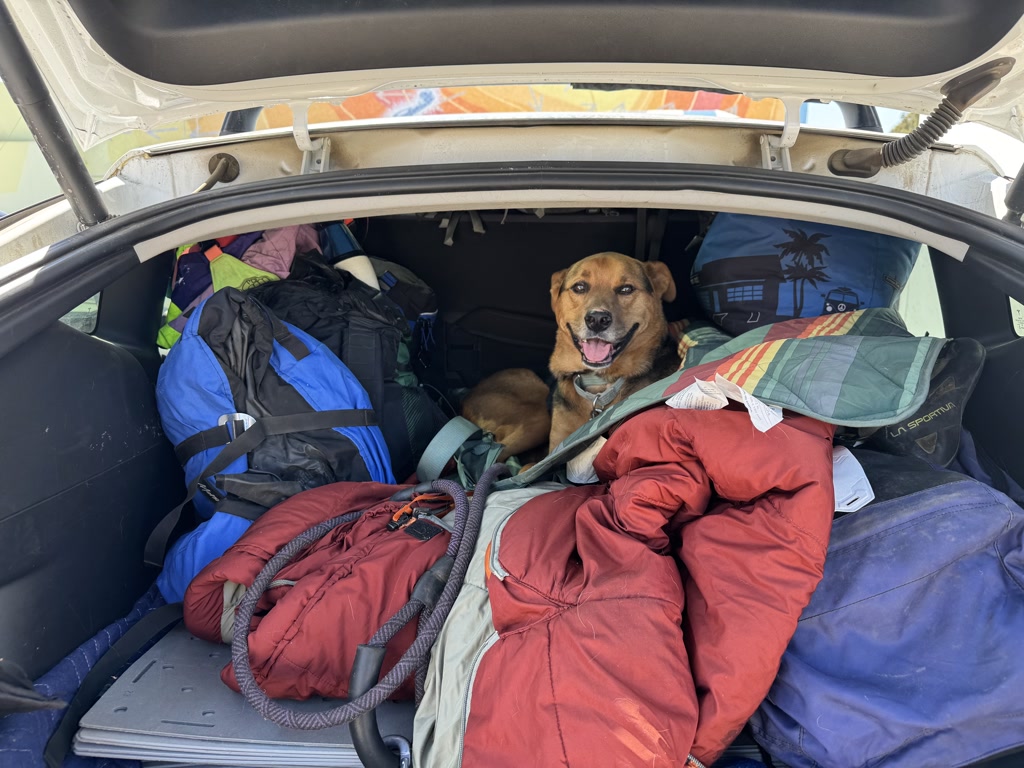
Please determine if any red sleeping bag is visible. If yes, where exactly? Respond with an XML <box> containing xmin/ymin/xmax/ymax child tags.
<box><xmin>183</xmin><ymin>481</ymin><xmax>448</xmax><ymax>701</ymax></box>
<box><xmin>467</xmin><ymin>406</ymin><xmax>835</xmax><ymax>767</ymax></box>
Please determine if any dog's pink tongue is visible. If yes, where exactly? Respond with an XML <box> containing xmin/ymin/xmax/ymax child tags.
<box><xmin>581</xmin><ymin>339</ymin><xmax>613</xmax><ymax>362</ymax></box>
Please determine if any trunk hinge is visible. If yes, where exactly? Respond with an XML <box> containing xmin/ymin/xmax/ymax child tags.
<box><xmin>291</xmin><ymin>104</ymin><xmax>331</xmax><ymax>174</ymax></box>
<box><xmin>760</xmin><ymin>99</ymin><xmax>803</xmax><ymax>172</ymax></box>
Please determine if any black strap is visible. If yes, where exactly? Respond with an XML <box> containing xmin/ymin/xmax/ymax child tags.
<box><xmin>272</xmin><ymin>321</ymin><xmax>311</xmax><ymax>362</ymax></box>
<box><xmin>145</xmin><ymin>409</ymin><xmax>376</xmax><ymax>568</ymax></box>
<box><xmin>174</xmin><ymin>422</ymin><xmax>233</xmax><ymax>465</ymax></box>
<box><xmin>344</xmin><ymin>325</ymin><xmax>386</xmax><ymax>416</ymax></box>
<box><xmin>43</xmin><ymin>602</ymin><xmax>185</xmax><ymax>768</ymax></box>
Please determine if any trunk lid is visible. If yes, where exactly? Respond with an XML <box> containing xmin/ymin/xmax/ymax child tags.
<box><xmin>6</xmin><ymin>0</ymin><xmax>1024</xmax><ymax>147</ymax></box>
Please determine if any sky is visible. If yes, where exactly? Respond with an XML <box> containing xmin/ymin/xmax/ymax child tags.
<box><xmin>802</xmin><ymin>103</ymin><xmax>908</xmax><ymax>132</ymax></box>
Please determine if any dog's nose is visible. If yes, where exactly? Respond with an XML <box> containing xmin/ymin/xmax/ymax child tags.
<box><xmin>585</xmin><ymin>310</ymin><xmax>613</xmax><ymax>333</ymax></box>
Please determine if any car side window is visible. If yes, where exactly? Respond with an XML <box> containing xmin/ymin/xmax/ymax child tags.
<box><xmin>899</xmin><ymin>246</ymin><xmax>946</xmax><ymax>338</ymax></box>
<box><xmin>58</xmin><ymin>294</ymin><xmax>100</xmax><ymax>334</ymax></box>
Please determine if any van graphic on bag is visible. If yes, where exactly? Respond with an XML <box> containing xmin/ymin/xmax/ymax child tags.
<box><xmin>822</xmin><ymin>287</ymin><xmax>861</xmax><ymax>314</ymax></box>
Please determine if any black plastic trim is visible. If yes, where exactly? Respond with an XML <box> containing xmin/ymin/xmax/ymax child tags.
<box><xmin>220</xmin><ymin>108</ymin><xmax>263</xmax><ymax>137</ymax></box>
<box><xmin>92</xmin><ymin>250</ymin><xmax>176</xmax><ymax>382</ymax></box>
<box><xmin>66</xmin><ymin>0</ymin><xmax>1024</xmax><ymax>86</ymax></box>
<box><xmin>0</xmin><ymin>246</ymin><xmax>137</xmax><ymax>359</ymax></box>
<box><xmin>836</xmin><ymin>103</ymin><xmax>883</xmax><ymax>133</ymax></box>
<box><xmin>5</xmin><ymin>161</ymin><xmax>1024</xmax><ymax>357</ymax></box>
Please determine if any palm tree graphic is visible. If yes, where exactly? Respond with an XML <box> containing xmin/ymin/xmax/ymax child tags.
<box><xmin>775</xmin><ymin>229</ymin><xmax>831</xmax><ymax>316</ymax></box>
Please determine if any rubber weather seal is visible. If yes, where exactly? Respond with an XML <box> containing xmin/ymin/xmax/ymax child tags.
<box><xmin>5</xmin><ymin>161</ymin><xmax>1024</xmax><ymax>356</ymax></box>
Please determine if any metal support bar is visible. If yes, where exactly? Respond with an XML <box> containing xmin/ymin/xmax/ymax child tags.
<box><xmin>0</xmin><ymin>3</ymin><xmax>109</xmax><ymax>226</ymax></box>
<box><xmin>760</xmin><ymin>98</ymin><xmax>803</xmax><ymax>172</ymax></box>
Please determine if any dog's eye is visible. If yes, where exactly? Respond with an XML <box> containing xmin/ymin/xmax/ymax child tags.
<box><xmin>571</xmin><ymin>282</ymin><xmax>588</xmax><ymax>294</ymax></box>
<box><xmin>617</xmin><ymin>285</ymin><xmax>635</xmax><ymax>295</ymax></box>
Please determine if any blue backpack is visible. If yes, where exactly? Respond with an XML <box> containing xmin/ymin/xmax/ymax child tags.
<box><xmin>149</xmin><ymin>287</ymin><xmax>394</xmax><ymax>602</ymax></box>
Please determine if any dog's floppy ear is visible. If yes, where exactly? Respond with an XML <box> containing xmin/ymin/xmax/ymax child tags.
<box><xmin>644</xmin><ymin>261</ymin><xmax>677</xmax><ymax>303</ymax></box>
<box><xmin>550</xmin><ymin>269</ymin><xmax>567</xmax><ymax>313</ymax></box>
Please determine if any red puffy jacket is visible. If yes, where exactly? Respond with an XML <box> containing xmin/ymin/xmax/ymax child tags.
<box><xmin>465</xmin><ymin>406</ymin><xmax>835</xmax><ymax>767</ymax></box>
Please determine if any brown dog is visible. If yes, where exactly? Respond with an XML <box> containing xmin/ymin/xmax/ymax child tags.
<box><xmin>548</xmin><ymin>252</ymin><xmax>678</xmax><ymax>451</ymax></box>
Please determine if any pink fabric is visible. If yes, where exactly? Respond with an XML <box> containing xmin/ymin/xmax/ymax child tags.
<box><xmin>240</xmin><ymin>224</ymin><xmax>321</xmax><ymax>278</ymax></box>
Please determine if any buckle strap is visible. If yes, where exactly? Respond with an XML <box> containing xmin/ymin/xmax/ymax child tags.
<box><xmin>174</xmin><ymin>422</ymin><xmax>233</xmax><ymax>465</ymax></box>
<box><xmin>415</xmin><ymin>416</ymin><xmax>483</xmax><ymax>483</ymax></box>
<box><xmin>146</xmin><ymin>408</ymin><xmax>377</xmax><ymax>568</ymax></box>
<box><xmin>174</xmin><ymin>410</ymin><xmax>375</xmax><ymax>465</ymax></box>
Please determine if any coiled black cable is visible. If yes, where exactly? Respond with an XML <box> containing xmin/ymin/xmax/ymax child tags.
<box><xmin>881</xmin><ymin>99</ymin><xmax>963</xmax><ymax>168</ymax></box>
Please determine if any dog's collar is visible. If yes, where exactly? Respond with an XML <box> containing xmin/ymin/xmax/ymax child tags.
<box><xmin>573</xmin><ymin>374</ymin><xmax>626</xmax><ymax>417</ymax></box>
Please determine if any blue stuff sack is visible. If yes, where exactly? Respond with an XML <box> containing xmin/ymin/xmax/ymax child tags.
<box><xmin>750</xmin><ymin>476</ymin><xmax>1024</xmax><ymax>768</ymax></box>
<box><xmin>152</xmin><ymin>287</ymin><xmax>394</xmax><ymax>602</ymax></box>
<box><xmin>691</xmin><ymin>213</ymin><xmax>919</xmax><ymax>335</ymax></box>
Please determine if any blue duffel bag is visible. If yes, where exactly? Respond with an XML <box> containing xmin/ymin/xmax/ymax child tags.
<box><xmin>149</xmin><ymin>287</ymin><xmax>395</xmax><ymax>602</ymax></box>
<box><xmin>751</xmin><ymin>463</ymin><xmax>1024</xmax><ymax>768</ymax></box>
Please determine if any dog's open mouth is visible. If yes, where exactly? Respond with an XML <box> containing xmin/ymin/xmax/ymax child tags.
<box><xmin>570</xmin><ymin>324</ymin><xmax>639</xmax><ymax>368</ymax></box>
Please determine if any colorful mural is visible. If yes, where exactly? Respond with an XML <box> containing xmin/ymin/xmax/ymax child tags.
<box><xmin>257</xmin><ymin>85</ymin><xmax>786</xmax><ymax>126</ymax></box>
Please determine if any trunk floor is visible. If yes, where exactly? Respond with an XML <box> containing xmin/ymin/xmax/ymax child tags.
<box><xmin>73</xmin><ymin>624</ymin><xmax>413</xmax><ymax>767</ymax></box>
<box><xmin>72</xmin><ymin>621</ymin><xmax>771</xmax><ymax>767</ymax></box>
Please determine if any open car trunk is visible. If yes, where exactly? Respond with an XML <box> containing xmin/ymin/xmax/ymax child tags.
<box><xmin>11</xmin><ymin>0</ymin><xmax>1024</xmax><ymax>144</ymax></box>
<box><xmin>0</xmin><ymin>204</ymin><xmax>706</xmax><ymax>678</ymax></box>
<box><xmin>6</xmin><ymin>0</ymin><xmax>1024</xmax><ymax>759</ymax></box>
<box><xmin>4</xmin><ymin>173</ymin><xmax>1024</xmax><ymax>767</ymax></box>
<box><xmin>359</xmin><ymin>209</ymin><xmax>700</xmax><ymax>390</ymax></box>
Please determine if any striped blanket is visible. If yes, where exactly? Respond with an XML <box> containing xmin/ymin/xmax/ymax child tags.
<box><xmin>508</xmin><ymin>308</ymin><xmax>944</xmax><ymax>488</ymax></box>
<box><xmin>671</xmin><ymin>308</ymin><xmax>943</xmax><ymax>425</ymax></box>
